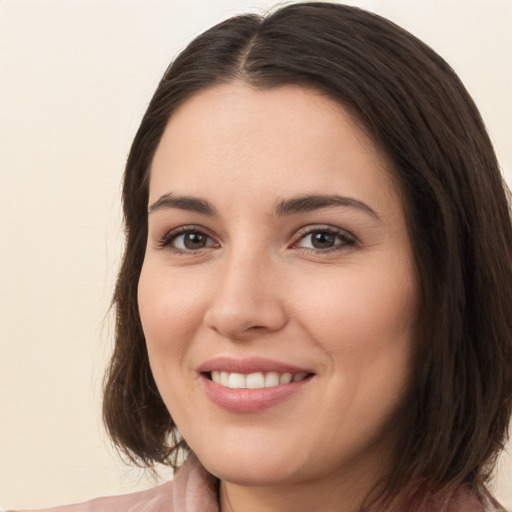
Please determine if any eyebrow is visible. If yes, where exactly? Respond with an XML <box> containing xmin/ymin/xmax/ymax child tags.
<box><xmin>275</xmin><ymin>194</ymin><xmax>381</xmax><ymax>221</ymax></box>
<box><xmin>148</xmin><ymin>193</ymin><xmax>217</xmax><ymax>216</ymax></box>
<box><xmin>148</xmin><ymin>192</ymin><xmax>380</xmax><ymax>221</ymax></box>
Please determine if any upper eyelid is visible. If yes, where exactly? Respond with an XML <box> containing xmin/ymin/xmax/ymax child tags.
<box><xmin>158</xmin><ymin>224</ymin><xmax>216</xmax><ymax>239</ymax></box>
<box><xmin>293</xmin><ymin>224</ymin><xmax>356</xmax><ymax>241</ymax></box>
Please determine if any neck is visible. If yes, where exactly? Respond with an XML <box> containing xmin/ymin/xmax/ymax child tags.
<box><xmin>219</xmin><ymin>462</ymin><xmax>385</xmax><ymax>512</ymax></box>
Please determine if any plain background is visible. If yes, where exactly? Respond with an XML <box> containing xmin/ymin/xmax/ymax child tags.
<box><xmin>0</xmin><ymin>0</ymin><xmax>511</xmax><ymax>508</ymax></box>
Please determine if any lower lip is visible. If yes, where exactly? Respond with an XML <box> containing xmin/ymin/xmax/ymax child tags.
<box><xmin>201</xmin><ymin>375</ymin><xmax>312</xmax><ymax>413</ymax></box>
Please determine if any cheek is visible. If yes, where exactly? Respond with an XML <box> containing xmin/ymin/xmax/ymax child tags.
<box><xmin>138</xmin><ymin>263</ymin><xmax>204</xmax><ymax>343</ymax></box>
<box><xmin>296</xmin><ymin>266</ymin><xmax>415</xmax><ymax>337</ymax></box>
<box><xmin>290</xmin><ymin>260</ymin><xmax>417</xmax><ymax>384</ymax></box>
<box><xmin>137</xmin><ymin>264</ymin><xmax>206</xmax><ymax>381</ymax></box>
<box><xmin>137</xmin><ymin>263</ymin><xmax>208</xmax><ymax>424</ymax></box>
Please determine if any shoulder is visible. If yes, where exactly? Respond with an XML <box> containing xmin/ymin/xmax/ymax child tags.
<box><xmin>9</xmin><ymin>454</ymin><xmax>219</xmax><ymax>512</ymax></box>
<box><xmin>9</xmin><ymin>480</ymin><xmax>175</xmax><ymax>512</ymax></box>
<box><xmin>438</xmin><ymin>487</ymin><xmax>509</xmax><ymax>512</ymax></box>
<box><xmin>397</xmin><ymin>486</ymin><xmax>509</xmax><ymax>512</ymax></box>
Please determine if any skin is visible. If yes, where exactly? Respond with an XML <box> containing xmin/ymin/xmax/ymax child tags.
<box><xmin>138</xmin><ymin>82</ymin><xmax>419</xmax><ymax>512</ymax></box>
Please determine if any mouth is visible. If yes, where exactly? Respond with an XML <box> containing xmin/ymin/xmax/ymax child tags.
<box><xmin>198</xmin><ymin>357</ymin><xmax>315</xmax><ymax>412</ymax></box>
<box><xmin>205</xmin><ymin>370</ymin><xmax>310</xmax><ymax>389</ymax></box>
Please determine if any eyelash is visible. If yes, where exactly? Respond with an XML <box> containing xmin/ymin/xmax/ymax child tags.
<box><xmin>157</xmin><ymin>225</ymin><xmax>356</xmax><ymax>254</ymax></box>
<box><xmin>292</xmin><ymin>226</ymin><xmax>356</xmax><ymax>254</ymax></box>
<box><xmin>157</xmin><ymin>226</ymin><xmax>218</xmax><ymax>254</ymax></box>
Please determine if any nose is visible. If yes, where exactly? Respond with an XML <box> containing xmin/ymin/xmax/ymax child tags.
<box><xmin>203</xmin><ymin>250</ymin><xmax>288</xmax><ymax>340</ymax></box>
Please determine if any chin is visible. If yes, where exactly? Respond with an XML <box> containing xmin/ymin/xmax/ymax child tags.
<box><xmin>191</xmin><ymin>444</ymin><xmax>306</xmax><ymax>486</ymax></box>
<box><xmin>206</xmin><ymin>461</ymin><xmax>297</xmax><ymax>487</ymax></box>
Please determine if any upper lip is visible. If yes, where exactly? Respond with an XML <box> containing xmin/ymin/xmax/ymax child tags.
<box><xmin>197</xmin><ymin>356</ymin><xmax>314</xmax><ymax>375</ymax></box>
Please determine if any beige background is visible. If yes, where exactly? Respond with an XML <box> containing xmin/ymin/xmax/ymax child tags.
<box><xmin>0</xmin><ymin>0</ymin><xmax>511</xmax><ymax>509</ymax></box>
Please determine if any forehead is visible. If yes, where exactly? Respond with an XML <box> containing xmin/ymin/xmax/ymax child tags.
<box><xmin>149</xmin><ymin>82</ymin><xmax>401</xmax><ymax>218</ymax></box>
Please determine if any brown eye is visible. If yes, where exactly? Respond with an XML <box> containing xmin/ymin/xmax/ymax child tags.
<box><xmin>166</xmin><ymin>230</ymin><xmax>218</xmax><ymax>251</ymax></box>
<box><xmin>310</xmin><ymin>232</ymin><xmax>336</xmax><ymax>249</ymax></box>
<box><xmin>182</xmin><ymin>232</ymin><xmax>207</xmax><ymax>249</ymax></box>
<box><xmin>294</xmin><ymin>228</ymin><xmax>355</xmax><ymax>252</ymax></box>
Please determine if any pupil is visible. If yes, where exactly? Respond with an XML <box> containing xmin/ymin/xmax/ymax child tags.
<box><xmin>312</xmin><ymin>232</ymin><xmax>334</xmax><ymax>249</ymax></box>
<box><xmin>184</xmin><ymin>232</ymin><xmax>205</xmax><ymax>249</ymax></box>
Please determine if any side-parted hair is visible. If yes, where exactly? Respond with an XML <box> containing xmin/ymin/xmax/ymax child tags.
<box><xmin>103</xmin><ymin>2</ymin><xmax>512</xmax><ymax>509</ymax></box>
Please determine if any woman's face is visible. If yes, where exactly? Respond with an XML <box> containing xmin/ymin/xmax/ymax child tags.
<box><xmin>138</xmin><ymin>83</ymin><xmax>418</xmax><ymax>489</ymax></box>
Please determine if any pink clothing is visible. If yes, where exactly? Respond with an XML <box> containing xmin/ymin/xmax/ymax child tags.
<box><xmin>9</xmin><ymin>455</ymin><xmax>506</xmax><ymax>512</ymax></box>
<box><xmin>11</xmin><ymin>455</ymin><xmax>218</xmax><ymax>512</ymax></box>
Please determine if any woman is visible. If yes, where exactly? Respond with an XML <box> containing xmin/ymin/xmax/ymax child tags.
<box><xmin>15</xmin><ymin>2</ymin><xmax>512</xmax><ymax>511</ymax></box>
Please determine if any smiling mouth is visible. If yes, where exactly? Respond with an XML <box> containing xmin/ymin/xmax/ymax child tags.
<box><xmin>206</xmin><ymin>371</ymin><xmax>311</xmax><ymax>389</ymax></box>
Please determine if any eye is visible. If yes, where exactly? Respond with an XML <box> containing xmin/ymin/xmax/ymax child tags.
<box><xmin>159</xmin><ymin>228</ymin><xmax>219</xmax><ymax>252</ymax></box>
<box><xmin>293</xmin><ymin>227</ymin><xmax>355</xmax><ymax>252</ymax></box>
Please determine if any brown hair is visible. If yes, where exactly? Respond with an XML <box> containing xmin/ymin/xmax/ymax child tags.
<box><xmin>103</xmin><ymin>2</ymin><xmax>512</xmax><ymax>509</ymax></box>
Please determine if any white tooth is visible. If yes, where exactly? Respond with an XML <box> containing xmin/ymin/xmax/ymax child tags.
<box><xmin>264</xmin><ymin>372</ymin><xmax>280</xmax><ymax>387</ymax></box>
<box><xmin>279</xmin><ymin>372</ymin><xmax>293</xmax><ymax>384</ymax></box>
<box><xmin>292</xmin><ymin>373</ymin><xmax>307</xmax><ymax>383</ymax></box>
<box><xmin>246</xmin><ymin>372</ymin><xmax>265</xmax><ymax>389</ymax></box>
<box><xmin>211</xmin><ymin>370</ymin><xmax>220</xmax><ymax>384</ymax></box>
<box><xmin>228</xmin><ymin>372</ymin><xmax>246</xmax><ymax>389</ymax></box>
<box><xmin>220</xmin><ymin>371</ymin><xmax>229</xmax><ymax>387</ymax></box>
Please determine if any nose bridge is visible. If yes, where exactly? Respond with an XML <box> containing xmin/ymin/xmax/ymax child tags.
<box><xmin>204</xmin><ymin>244</ymin><xmax>287</xmax><ymax>338</ymax></box>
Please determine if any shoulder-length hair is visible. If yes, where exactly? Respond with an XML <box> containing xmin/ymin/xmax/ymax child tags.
<box><xmin>103</xmin><ymin>2</ymin><xmax>512</xmax><ymax>509</ymax></box>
